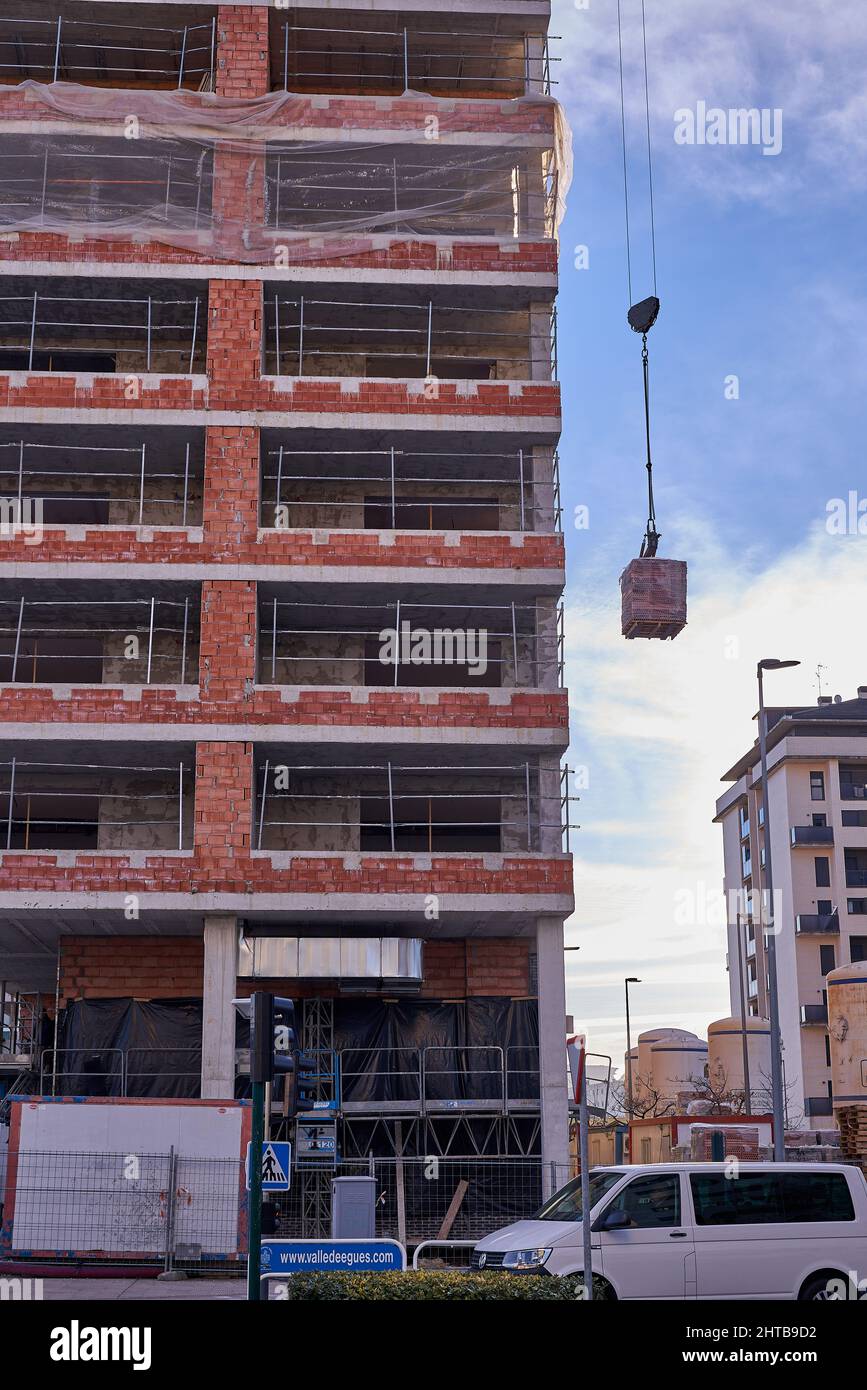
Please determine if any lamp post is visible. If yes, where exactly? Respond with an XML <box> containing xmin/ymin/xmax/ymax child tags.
<box><xmin>757</xmin><ymin>657</ymin><xmax>800</xmax><ymax>1162</ymax></box>
<box><xmin>624</xmin><ymin>977</ymin><xmax>640</xmax><ymax>1119</ymax></box>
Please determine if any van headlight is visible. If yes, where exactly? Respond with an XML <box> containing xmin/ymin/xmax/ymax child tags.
<box><xmin>502</xmin><ymin>1248</ymin><xmax>552</xmax><ymax>1270</ymax></box>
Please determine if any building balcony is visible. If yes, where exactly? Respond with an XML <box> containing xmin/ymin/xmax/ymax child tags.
<box><xmin>790</xmin><ymin>825</ymin><xmax>834</xmax><ymax>847</ymax></box>
<box><xmin>846</xmin><ymin>870</ymin><xmax>867</xmax><ymax>888</ymax></box>
<box><xmin>795</xmin><ymin>911</ymin><xmax>840</xmax><ymax>936</ymax></box>
<box><xmin>269</xmin><ymin>9</ymin><xmax>555</xmax><ymax>100</ymax></box>
<box><xmin>256</xmin><ymin>589</ymin><xmax>563</xmax><ymax>693</ymax></box>
<box><xmin>0</xmin><ymin>276</ymin><xmax>206</xmax><ymax>391</ymax></box>
<box><xmin>0</xmin><ymin>4</ymin><xmax>217</xmax><ymax>91</ymax></box>
<box><xmin>0</xmin><ymin>582</ymin><xmax>200</xmax><ymax>689</ymax></box>
<box><xmin>799</xmin><ymin>1004</ymin><xmax>829</xmax><ymax>1027</ymax></box>
<box><xmin>260</xmin><ymin>432</ymin><xmax>562</xmax><ymax>536</ymax></box>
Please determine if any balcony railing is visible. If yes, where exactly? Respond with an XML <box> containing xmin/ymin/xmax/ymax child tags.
<box><xmin>799</xmin><ymin>1004</ymin><xmax>828</xmax><ymax>1026</ymax></box>
<box><xmin>261</xmin><ymin>445</ymin><xmax>562</xmax><ymax>533</ymax></box>
<box><xmin>0</xmin><ymin>436</ymin><xmax>204</xmax><ymax>527</ymax></box>
<box><xmin>790</xmin><ymin>825</ymin><xmax>834</xmax><ymax>846</ymax></box>
<box><xmin>846</xmin><ymin>869</ymin><xmax>867</xmax><ymax>887</ymax></box>
<box><xmin>257</xmin><ymin>597</ymin><xmax>563</xmax><ymax>690</ymax></box>
<box><xmin>275</xmin><ymin>18</ymin><xmax>558</xmax><ymax>98</ymax></box>
<box><xmin>0</xmin><ymin>12</ymin><xmax>217</xmax><ymax>90</ymax></box>
<box><xmin>795</xmin><ymin>912</ymin><xmax>840</xmax><ymax>935</ymax></box>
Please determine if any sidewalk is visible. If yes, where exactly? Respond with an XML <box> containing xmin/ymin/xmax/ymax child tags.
<box><xmin>39</xmin><ymin>1278</ymin><xmax>246</xmax><ymax>1301</ymax></box>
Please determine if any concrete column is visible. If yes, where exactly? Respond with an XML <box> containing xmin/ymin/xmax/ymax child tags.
<box><xmin>531</xmin><ymin>446</ymin><xmax>556</xmax><ymax>532</ymax></box>
<box><xmin>528</xmin><ymin>302</ymin><xmax>553</xmax><ymax>381</ymax></box>
<box><xmin>536</xmin><ymin>915</ymin><xmax>569</xmax><ymax>1192</ymax></box>
<box><xmin>534</xmin><ymin>598</ymin><xmax>559</xmax><ymax>689</ymax></box>
<box><xmin>201</xmin><ymin>914</ymin><xmax>238</xmax><ymax>1099</ymax></box>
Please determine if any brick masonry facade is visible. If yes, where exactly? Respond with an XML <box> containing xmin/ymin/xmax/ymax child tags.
<box><xmin>0</xmin><ymin>2</ymin><xmax>571</xmax><ymax>1014</ymax></box>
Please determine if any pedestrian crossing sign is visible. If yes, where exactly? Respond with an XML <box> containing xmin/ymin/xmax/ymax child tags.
<box><xmin>246</xmin><ymin>1140</ymin><xmax>292</xmax><ymax>1191</ymax></box>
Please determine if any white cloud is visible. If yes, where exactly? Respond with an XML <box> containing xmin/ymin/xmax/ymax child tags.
<box><xmin>552</xmin><ymin>0</ymin><xmax>867</xmax><ymax>204</ymax></box>
<box><xmin>564</xmin><ymin>519</ymin><xmax>867</xmax><ymax>1061</ymax></box>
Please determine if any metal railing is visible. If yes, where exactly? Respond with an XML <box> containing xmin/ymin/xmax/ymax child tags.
<box><xmin>261</xmin><ymin>445</ymin><xmax>562</xmax><ymax>533</ymax></box>
<box><xmin>276</xmin><ymin>20</ymin><xmax>558</xmax><ymax>97</ymax></box>
<box><xmin>253</xmin><ymin>758</ymin><xmax>565</xmax><ymax>855</ymax></box>
<box><xmin>257</xmin><ymin>597</ymin><xmax>563</xmax><ymax>690</ymax></box>
<box><xmin>264</xmin><ymin>293</ymin><xmax>557</xmax><ymax>381</ymax></box>
<box><xmin>0</xmin><ymin>595</ymin><xmax>198</xmax><ymax>686</ymax></box>
<box><xmin>0</xmin><ymin>758</ymin><xmax>193</xmax><ymax>852</ymax></box>
<box><xmin>0</xmin><ymin>141</ymin><xmax>214</xmax><ymax>230</ymax></box>
<box><xmin>0</xmin><ymin>438</ymin><xmax>203</xmax><ymax>527</ymax></box>
<box><xmin>0</xmin><ymin>289</ymin><xmax>206</xmax><ymax>374</ymax></box>
<box><xmin>265</xmin><ymin>151</ymin><xmax>559</xmax><ymax>240</ymax></box>
<box><xmin>0</xmin><ymin>15</ymin><xmax>216</xmax><ymax>89</ymax></box>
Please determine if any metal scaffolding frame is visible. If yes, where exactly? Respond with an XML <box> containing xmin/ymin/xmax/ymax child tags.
<box><xmin>0</xmin><ymin>438</ymin><xmax>202</xmax><ymax>526</ymax></box>
<box><xmin>257</xmin><ymin>595</ymin><xmax>563</xmax><ymax>689</ymax></box>
<box><xmin>261</xmin><ymin>444</ymin><xmax>561</xmax><ymax>532</ymax></box>
<box><xmin>265</xmin><ymin>149</ymin><xmax>558</xmax><ymax>240</ymax></box>
<box><xmin>0</xmin><ymin>594</ymin><xmax>197</xmax><ymax>686</ymax></box>
<box><xmin>0</xmin><ymin>757</ymin><xmax>193</xmax><ymax>852</ymax></box>
<box><xmin>253</xmin><ymin>757</ymin><xmax>563</xmax><ymax>855</ymax></box>
<box><xmin>0</xmin><ymin>13</ymin><xmax>217</xmax><ymax>89</ymax></box>
<box><xmin>263</xmin><ymin>293</ymin><xmax>556</xmax><ymax>380</ymax></box>
<box><xmin>276</xmin><ymin>19</ymin><xmax>559</xmax><ymax>97</ymax></box>
<box><xmin>0</xmin><ymin>288</ymin><xmax>205</xmax><ymax>375</ymax></box>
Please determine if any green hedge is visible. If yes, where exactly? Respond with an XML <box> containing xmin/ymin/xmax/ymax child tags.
<box><xmin>273</xmin><ymin>1271</ymin><xmax>610</xmax><ymax>1301</ymax></box>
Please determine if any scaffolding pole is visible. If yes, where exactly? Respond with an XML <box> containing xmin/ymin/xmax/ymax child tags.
<box><xmin>177</xmin><ymin>762</ymin><xmax>183</xmax><ymax>851</ymax></box>
<box><xmin>146</xmin><ymin>596</ymin><xmax>155</xmax><ymax>684</ymax></box>
<box><xmin>257</xmin><ymin>760</ymin><xmax>270</xmax><ymax>850</ymax></box>
<box><xmin>180</xmin><ymin>596</ymin><xmax>189</xmax><ymax>684</ymax></box>
<box><xmin>5</xmin><ymin>755</ymin><xmax>15</xmax><ymax>849</ymax></box>
<box><xmin>386</xmin><ymin>761</ymin><xmax>396</xmax><ymax>851</ymax></box>
<box><xmin>11</xmin><ymin>597</ymin><xmax>24</xmax><ymax>683</ymax></box>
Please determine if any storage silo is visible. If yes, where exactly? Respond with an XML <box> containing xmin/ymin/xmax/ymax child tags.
<box><xmin>707</xmin><ymin>1016</ymin><xmax>772</xmax><ymax>1103</ymax></box>
<box><xmin>826</xmin><ymin>964</ymin><xmax>867</xmax><ymax>1110</ymax></box>
<box><xmin>650</xmin><ymin>1034</ymin><xmax>708</xmax><ymax>1104</ymax></box>
<box><xmin>636</xmin><ymin>1028</ymin><xmax>695</xmax><ymax>1100</ymax></box>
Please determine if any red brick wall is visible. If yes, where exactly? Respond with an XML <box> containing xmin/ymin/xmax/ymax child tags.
<box><xmin>198</xmin><ymin>580</ymin><xmax>257</xmax><ymax>698</ymax></box>
<box><xmin>58</xmin><ymin>935</ymin><xmax>531</xmax><ymax>1003</ymax></box>
<box><xmin>215</xmin><ymin>5</ymin><xmax>270</xmax><ymax>99</ymax></box>
<box><xmin>60</xmin><ymin>937</ymin><xmax>204</xmax><ymax>1002</ymax></box>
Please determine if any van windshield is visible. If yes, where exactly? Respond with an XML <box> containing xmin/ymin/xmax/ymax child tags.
<box><xmin>534</xmin><ymin>1171</ymin><xmax>624</xmax><ymax>1222</ymax></box>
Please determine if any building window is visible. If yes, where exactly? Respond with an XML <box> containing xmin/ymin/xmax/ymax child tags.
<box><xmin>842</xmin><ymin>810</ymin><xmax>867</xmax><ymax>828</ymax></box>
<box><xmin>848</xmin><ymin>900</ymin><xmax>867</xmax><ymax>915</ymax></box>
<box><xmin>815</xmin><ymin>857</ymin><xmax>831</xmax><ymax>888</ymax></box>
<box><xmin>810</xmin><ymin>771</ymin><xmax>825</xmax><ymax>801</ymax></box>
<box><xmin>817</xmin><ymin>900</ymin><xmax>833</xmax><ymax>916</ymax></box>
<box><xmin>824</xmin><ymin>1034</ymin><xmax>832</xmax><ymax>1067</ymax></box>
<box><xmin>812</xmin><ymin>813</ymin><xmax>827</xmax><ymax>827</ymax></box>
<box><xmin>819</xmin><ymin>944</ymin><xmax>836</xmax><ymax>976</ymax></box>
<box><xmin>840</xmin><ymin>765</ymin><xmax>867</xmax><ymax>801</ymax></box>
<box><xmin>851</xmin><ymin>936</ymin><xmax>867</xmax><ymax>963</ymax></box>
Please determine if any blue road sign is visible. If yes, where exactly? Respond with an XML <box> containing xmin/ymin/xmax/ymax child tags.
<box><xmin>260</xmin><ymin>1238</ymin><xmax>406</xmax><ymax>1276</ymax></box>
<box><xmin>245</xmin><ymin>1140</ymin><xmax>291</xmax><ymax>1192</ymax></box>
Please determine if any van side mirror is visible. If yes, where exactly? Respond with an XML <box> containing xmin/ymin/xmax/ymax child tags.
<box><xmin>592</xmin><ymin>1207</ymin><xmax>632</xmax><ymax>1233</ymax></box>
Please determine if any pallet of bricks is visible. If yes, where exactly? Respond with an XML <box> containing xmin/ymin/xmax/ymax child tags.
<box><xmin>837</xmin><ymin>1105</ymin><xmax>867</xmax><ymax>1175</ymax></box>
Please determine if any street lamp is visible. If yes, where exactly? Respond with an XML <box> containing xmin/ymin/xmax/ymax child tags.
<box><xmin>624</xmin><ymin>977</ymin><xmax>641</xmax><ymax>1119</ymax></box>
<box><xmin>757</xmin><ymin>657</ymin><xmax>800</xmax><ymax>1161</ymax></box>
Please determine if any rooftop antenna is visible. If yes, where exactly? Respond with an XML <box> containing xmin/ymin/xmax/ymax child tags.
<box><xmin>815</xmin><ymin>664</ymin><xmax>828</xmax><ymax>698</ymax></box>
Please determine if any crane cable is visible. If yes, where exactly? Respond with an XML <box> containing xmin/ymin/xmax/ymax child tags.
<box><xmin>618</xmin><ymin>0</ymin><xmax>661</xmax><ymax>558</ymax></box>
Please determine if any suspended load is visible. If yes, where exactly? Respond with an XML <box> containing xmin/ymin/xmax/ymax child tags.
<box><xmin>615</xmin><ymin>3</ymin><xmax>687</xmax><ymax>641</ymax></box>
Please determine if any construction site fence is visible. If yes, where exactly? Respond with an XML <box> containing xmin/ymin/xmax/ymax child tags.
<box><xmin>1</xmin><ymin>1149</ymin><xmax>578</xmax><ymax>1272</ymax></box>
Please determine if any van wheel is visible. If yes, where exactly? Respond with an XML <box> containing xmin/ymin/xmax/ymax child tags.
<box><xmin>565</xmin><ymin>1275</ymin><xmax>616</xmax><ymax>1301</ymax></box>
<box><xmin>798</xmin><ymin>1272</ymin><xmax>853</xmax><ymax>1301</ymax></box>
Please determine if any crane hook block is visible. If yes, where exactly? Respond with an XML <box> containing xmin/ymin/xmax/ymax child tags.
<box><xmin>627</xmin><ymin>296</ymin><xmax>660</xmax><ymax>335</ymax></box>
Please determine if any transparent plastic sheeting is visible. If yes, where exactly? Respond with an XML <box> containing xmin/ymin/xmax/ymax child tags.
<box><xmin>0</xmin><ymin>81</ymin><xmax>572</xmax><ymax>264</ymax></box>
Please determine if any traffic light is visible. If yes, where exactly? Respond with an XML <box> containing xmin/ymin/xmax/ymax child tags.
<box><xmin>249</xmin><ymin>992</ymin><xmax>316</xmax><ymax>1115</ymax></box>
<box><xmin>283</xmin><ymin>1049</ymin><xmax>318</xmax><ymax>1119</ymax></box>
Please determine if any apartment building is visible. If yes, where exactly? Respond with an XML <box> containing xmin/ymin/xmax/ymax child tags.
<box><xmin>0</xmin><ymin>1</ymin><xmax>573</xmax><ymax>1193</ymax></box>
<box><xmin>715</xmin><ymin>688</ymin><xmax>867</xmax><ymax>1125</ymax></box>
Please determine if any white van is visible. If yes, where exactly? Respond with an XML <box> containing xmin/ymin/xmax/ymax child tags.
<box><xmin>471</xmin><ymin>1162</ymin><xmax>867</xmax><ymax>1299</ymax></box>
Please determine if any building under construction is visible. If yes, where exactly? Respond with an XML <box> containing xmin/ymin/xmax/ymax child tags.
<box><xmin>0</xmin><ymin>0</ymin><xmax>573</xmax><ymax>1237</ymax></box>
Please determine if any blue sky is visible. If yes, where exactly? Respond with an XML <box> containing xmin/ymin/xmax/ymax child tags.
<box><xmin>552</xmin><ymin>0</ymin><xmax>867</xmax><ymax>1067</ymax></box>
